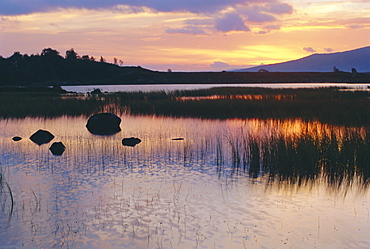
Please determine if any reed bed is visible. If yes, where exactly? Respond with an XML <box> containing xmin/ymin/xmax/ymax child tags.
<box><xmin>1</xmin><ymin>86</ymin><xmax>369</xmax><ymax>126</ymax></box>
<box><xmin>219</xmin><ymin>127</ymin><xmax>370</xmax><ymax>189</ymax></box>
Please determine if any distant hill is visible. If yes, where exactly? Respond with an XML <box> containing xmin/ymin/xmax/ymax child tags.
<box><xmin>236</xmin><ymin>46</ymin><xmax>370</xmax><ymax>73</ymax></box>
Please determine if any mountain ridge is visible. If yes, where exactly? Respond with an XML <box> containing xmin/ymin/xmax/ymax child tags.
<box><xmin>236</xmin><ymin>46</ymin><xmax>370</xmax><ymax>73</ymax></box>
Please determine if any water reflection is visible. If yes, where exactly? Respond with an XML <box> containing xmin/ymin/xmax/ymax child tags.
<box><xmin>0</xmin><ymin>115</ymin><xmax>369</xmax><ymax>248</ymax></box>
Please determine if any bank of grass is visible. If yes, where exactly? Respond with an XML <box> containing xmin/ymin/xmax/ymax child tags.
<box><xmin>113</xmin><ymin>87</ymin><xmax>370</xmax><ymax>126</ymax></box>
<box><xmin>0</xmin><ymin>86</ymin><xmax>369</xmax><ymax>126</ymax></box>
<box><xmin>0</xmin><ymin>86</ymin><xmax>104</xmax><ymax>117</ymax></box>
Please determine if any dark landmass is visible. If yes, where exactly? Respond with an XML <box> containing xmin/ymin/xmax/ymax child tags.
<box><xmin>236</xmin><ymin>46</ymin><xmax>370</xmax><ymax>73</ymax></box>
<box><xmin>1</xmin><ymin>48</ymin><xmax>370</xmax><ymax>86</ymax></box>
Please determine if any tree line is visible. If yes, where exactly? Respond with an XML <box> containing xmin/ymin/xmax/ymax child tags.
<box><xmin>0</xmin><ymin>48</ymin><xmax>128</xmax><ymax>85</ymax></box>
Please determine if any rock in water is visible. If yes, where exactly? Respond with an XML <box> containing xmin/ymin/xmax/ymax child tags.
<box><xmin>122</xmin><ymin>137</ymin><xmax>141</xmax><ymax>147</ymax></box>
<box><xmin>49</xmin><ymin>142</ymin><xmax>66</xmax><ymax>156</ymax></box>
<box><xmin>12</xmin><ymin>136</ymin><xmax>22</xmax><ymax>141</ymax></box>
<box><xmin>86</xmin><ymin>113</ymin><xmax>121</xmax><ymax>135</ymax></box>
<box><xmin>29</xmin><ymin>130</ymin><xmax>54</xmax><ymax>145</ymax></box>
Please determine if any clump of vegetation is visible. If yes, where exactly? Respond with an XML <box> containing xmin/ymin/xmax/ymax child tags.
<box><xmin>220</xmin><ymin>127</ymin><xmax>370</xmax><ymax>189</ymax></box>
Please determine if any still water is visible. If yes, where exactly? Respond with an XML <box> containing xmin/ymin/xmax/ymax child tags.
<box><xmin>62</xmin><ymin>83</ymin><xmax>370</xmax><ymax>93</ymax></box>
<box><xmin>0</xmin><ymin>115</ymin><xmax>369</xmax><ymax>248</ymax></box>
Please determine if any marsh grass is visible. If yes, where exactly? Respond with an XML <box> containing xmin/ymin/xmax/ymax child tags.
<box><xmin>1</xmin><ymin>86</ymin><xmax>369</xmax><ymax>126</ymax></box>
<box><xmin>221</xmin><ymin>128</ymin><xmax>370</xmax><ymax>189</ymax></box>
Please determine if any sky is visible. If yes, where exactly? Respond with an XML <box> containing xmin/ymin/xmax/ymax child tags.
<box><xmin>0</xmin><ymin>0</ymin><xmax>369</xmax><ymax>71</ymax></box>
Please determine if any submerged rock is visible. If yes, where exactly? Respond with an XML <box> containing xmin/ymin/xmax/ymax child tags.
<box><xmin>12</xmin><ymin>136</ymin><xmax>22</xmax><ymax>141</ymax></box>
<box><xmin>49</xmin><ymin>142</ymin><xmax>66</xmax><ymax>156</ymax></box>
<box><xmin>86</xmin><ymin>113</ymin><xmax>121</xmax><ymax>135</ymax></box>
<box><xmin>29</xmin><ymin>129</ymin><xmax>54</xmax><ymax>145</ymax></box>
<box><xmin>122</xmin><ymin>137</ymin><xmax>141</xmax><ymax>147</ymax></box>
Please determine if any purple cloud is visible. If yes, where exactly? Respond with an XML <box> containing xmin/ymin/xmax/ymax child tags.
<box><xmin>348</xmin><ymin>24</ymin><xmax>365</xmax><ymax>29</ymax></box>
<box><xmin>165</xmin><ymin>26</ymin><xmax>208</xmax><ymax>35</ymax></box>
<box><xmin>263</xmin><ymin>3</ymin><xmax>293</xmax><ymax>14</ymax></box>
<box><xmin>245</xmin><ymin>10</ymin><xmax>276</xmax><ymax>23</ymax></box>
<box><xmin>0</xmin><ymin>0</ymin><xmax>293</xmax><ymax>16</ymax></box>
<box><xmin>210</xmin><ymin>61</ymin><xmax>231</xmax><ymax>68</ymax></box>
<box><xmin>324</xmin><ymin>48</ymin><xmax>334</xmax><ymax>52</ymax></box>
<box><xmin>303</xmin><ymin>47</ymin><xmax>316</xmax><ymax>53</ymax></box>
<box><xmin>215</xmin><ymin>12</ymin><xmax>250</xmax><ymax>32</ymax></box>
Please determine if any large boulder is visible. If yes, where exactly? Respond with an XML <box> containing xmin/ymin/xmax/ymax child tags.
<box><xmin>122</xmin><ymin>137</ymin><xmax>141</xmax><ymax>147</ymax></box>
<box><xmin>86</xmin><ymin>113</ymin><xmax>121</xmax><ymax>135</ymax></box>
<box><xmin>29</xmin><ymin>129</ymin><xmax>54</xmax><ymax>145</ymax></box>
<box><xmin>49</xmin><ymin>142</ymin><xmax>66</xmax><ymax>156</ymax></box>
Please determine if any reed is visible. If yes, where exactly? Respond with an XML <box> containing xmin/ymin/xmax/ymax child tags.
<box><xmin>0</xmin><ymin>168</ymin><xmax>14</xmax><ymax>216</ymax></box>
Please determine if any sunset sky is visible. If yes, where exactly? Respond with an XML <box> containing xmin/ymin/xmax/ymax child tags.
<box><xmin>0</xmin><ymin>0</ymin><xmax>369</xmax><ymax>71</ymax></box>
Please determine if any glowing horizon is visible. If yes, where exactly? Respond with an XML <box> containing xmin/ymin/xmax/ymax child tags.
<box><xmin>0</xmin><ymin>0</ymin><xmax>369</xmax><ymax>71</ymax></box>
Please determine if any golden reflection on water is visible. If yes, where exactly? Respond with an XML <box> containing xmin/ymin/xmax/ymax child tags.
<box><xmin>179</xmin><ymin>94</ymin><xmax>296</xmax><ymax>101</ymax></box>
<box><xmin>0</xmin><ymin>115</ymin><xmax>369</xmax><ymax>248</ymax></box>
<box><xmin>225</xmin><ymin>118</ymin><xmax>367</xmax><ymax>139</ymax></box>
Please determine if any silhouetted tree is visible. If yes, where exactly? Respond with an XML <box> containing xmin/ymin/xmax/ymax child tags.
<box><xmin>65</xmin><ymin>48</ymin><xmax>78</xmax><ymax>60</ymax></box>
<box><xmin>333</xmin><ymin>66</ymin><xmax>340</xmax><ymax>72</ymax></box>
<box><xmin>100</xmin><ymin>56</ymin><xmax>106</xmax><ymax>63</ymax></box>
<box><xmin>41</xmin><ymin>48</ymin><xmax>60</xmax><ymax>57</ymax></box>
<box><xmin>113</xmin><ymin>57</ymin><xmax>118</xmax><ymax>65</ymax></box>
<box><xmin>118</xmin><ymin>59</ymin><xmax>123</xmax><ymax>66</ymax></box>
<box><xmin>81</xmin><ymin>55</ymin><xmax>90</xmax><ymax>60</ymax></box>
<box><xmin>8</xmin><ymin>51</ymin><xmax>23</xmax><ymax>65</ymax></box>
<box><xmin>351</xmin><ymin>68</ymin><xmax>358</xmax><ymax>74</ymax></box>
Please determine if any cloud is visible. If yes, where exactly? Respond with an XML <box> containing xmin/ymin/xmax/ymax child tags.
<box><xmin>0</xmin><ymin>0</ymin><xmax>294</xmax><ymax>16</ymax></box>
<box><xmin>0</xmin><ymin>0</ymin><xmax>294</xmax><ymax>35</ymax></box>
<box><xmin>324</xmin><ymin>48</ymin><xmax>334</xmax><ymax>52</ymax></box>
<box><xmin>215</xmin><ymin>12</ymin><xmax>250</xmax><ymax>32</ymax></box>
<box><xmin>184</xmin><ymin>18</ymin><xmax>214</xmax><ymax>26</ymax></box>
<box><xmin>262</xmin><ymin>3</ymin><xmax>293</xmax><ymax>14</ymax></box>
<box><xmin>264</xmin><ymin>24</ymin><xmax>281</xmax><ymax>30</ymax></box>
<box><xmin>166</xmin><ymin>26</ymin><xmax>208</xmax><ymax>35</ymax></box>
<box><xmin>303</xmin><ymin>47</ymin><xmax>316</xmax><ymax>53</ymax></box>
<box><xmin>0</xmin><ymin>0</ymin><xmax>251</xmax><ymax>15</ymax></box>
<box><xmin>347</xmin><ymin>24</ymin><xmax>365</xmax><ymax>29</ymax></box>
<box><xmin>244</xmin><ymin>9</ymin><xmax>277</xmax><ymax>23</ymax></box>
<box><xmin>210</xmin><ymin>61</ymin><xmax>231</xmax><ymax>68</ymax></box>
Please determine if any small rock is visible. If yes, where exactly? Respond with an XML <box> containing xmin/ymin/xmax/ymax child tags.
<box><xmin>29</xmin><ymin>130</ymin><xmax>54</xmax><ymax>145</ymax></box>
<box><xmin>49</xmin><ymin>142</ymin><xmax>66</xmax><ymax>156</ymax></box>
<box><xmin>12</xmin><ymin>136</ymin><xmax>22</xmax><ymax>141</ymax></box>
<box><xmin>122</xmin><ymin>137</ymin><xmax>141</xmax><ymax>147</ymax></box>
<box><xmin>171</xmin><ymin>138</ymin><xmax>184</xmax><ymax>141</ymax></box>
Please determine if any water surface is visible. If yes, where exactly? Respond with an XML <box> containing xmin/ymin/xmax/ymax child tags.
<box><xmin>0</xmin><ymin>115</ymin><xmax>369</xmax><ymax>248</ymax></box>
<box><xmin>62</xmin><ymin>83</ymin><xmax>370</xmax><ymax>93</ymax></box>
